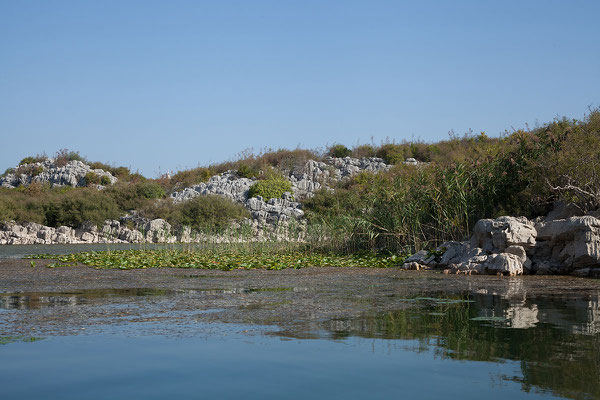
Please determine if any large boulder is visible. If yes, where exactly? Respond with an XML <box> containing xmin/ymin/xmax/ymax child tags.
<box><xmin>533</xmin><ymin>216</ymin><xmax>600</xmax><ymax>273</ymax></box>
<box><xmin>471</xmin><ymin>216</ymin><xmax>536</xmax><ymax>252</ymax></box>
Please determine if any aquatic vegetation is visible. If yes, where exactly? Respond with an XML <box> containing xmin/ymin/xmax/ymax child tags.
<box><xmin>26</xmin><ymin>249</ymin><xmax>407</xmax><ymax>270</ymax></box>
<box><xmin>0</xmin><ymin>336</ymin><xmax>44</xmax><ymax>345</ymax></box>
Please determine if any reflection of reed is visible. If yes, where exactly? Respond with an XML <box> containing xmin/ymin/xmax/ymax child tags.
<box><xmin>318</xmin><ymin>291</ymin><xmax>600</xmax><ymax>399</ymax></box>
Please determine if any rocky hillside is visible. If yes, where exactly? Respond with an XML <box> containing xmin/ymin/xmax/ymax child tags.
<box><xmin>169</xmin><ymin>156</ymin><xmax>399</xmax><ymax>229</ymax></box>
<box><xmin>0</xmin><ymin>155</ymin><xmax>407</xmax><ymax>245</ymax></box>
<box><xmin>1</xmin><ymin>158</ymin><xmax>117</xmax><ymax>189</ymax></box>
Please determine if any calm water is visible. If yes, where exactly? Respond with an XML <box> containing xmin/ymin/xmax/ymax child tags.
<box><xmin>1</xmin><ymin>288</ymin><xmax>598</xmax><ymax>399</ymax></box>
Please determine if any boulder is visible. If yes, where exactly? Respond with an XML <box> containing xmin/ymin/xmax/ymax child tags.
<box><xmin>471</xmin><ymin>216</ymin><xmax>536</xmax><ymax>252</ymax></box>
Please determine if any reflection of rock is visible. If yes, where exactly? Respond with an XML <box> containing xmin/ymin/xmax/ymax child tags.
<box><xmin>505</xmin><ymin>304</ymin><xmax>539</xmax><ymax>329</ymax></box>
<box><xmin>0</xmin><ymin>295</ymin><xmax>81</xmax><ymax>310</ymax></box>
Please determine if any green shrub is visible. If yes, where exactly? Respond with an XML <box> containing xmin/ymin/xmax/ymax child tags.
<box><xmin>43</xmin><ymin>189</ymin><xmax>121</xmax><ymax>227</ymax></box>
<box><xmin>140</xmin><ymin>195</ymin><xmax>249</xmax><ymax>232</ymax></box>
<box><xmin>18</xmin><ymin>154</ymin><xmax>47</xmax><ymax>166</ymax></box>
<box><xmin>100</xmin><ymin>175</ymin><xmax>111</xmax><ymax>186</ymax></box>
<box><xmin>248</xmin><ymin>175</ymin><xmax>292</xmax><ymax>200</ymax></box>
<box><xmin>351</xmin><ymin>145</ymin><xmax>376</xmax><ymax>158</ymax></box>
<box><xmin>85</xmin><ymin>172</ymin><xmax>101</xmax><ymax>185</ymax></box>
<box><xmin>328</xmin><ymin>144</ymin><xmax>352</xmax><ymax>158</ymax></box>
<box><xmin>89</xmin><ymin>162</ymin><xmax>132</xmax><ymax>181</ymax></box>
<box><xmin>2</xmin><ymin>168</ymin><xmax>15</xmax><ymax>177</ymax></box>
<box><xmin>170</xmin><ymin>167</ymin><xmax>212</xmax><ymax>189</ymax></box>
<box><xmin>237</xmin><ymin>164</ymin><xmax>259</xmax><ymax>179</ymax></box>
<box><xmin>55</xmin><ymin>149</ymin><xmax>84</xmax><ymax>167</ymax></box>
<box><xmin>15</xmin><ymin>165</ymin><xmax>44</xmax><ymax>177</ymax></box>
<box><xmin>376</xmin><ymin>143</ymin><xmax>410</xmax><ymax>164</ymax></box>
<box><xmin>0</xmin><ymin>187</ymin><xmax>121</xmax><ymax>227</ymax></box>
<box><xmin>136</xmin><ymin>181</ymin><xmax>165</xmax><ymax>199</ymax></box>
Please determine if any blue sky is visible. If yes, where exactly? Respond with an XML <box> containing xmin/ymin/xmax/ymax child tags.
<box><xmin>1</xmin><ymin>0</ymin><xmax>599</xmax><ymax>177</ymax></box>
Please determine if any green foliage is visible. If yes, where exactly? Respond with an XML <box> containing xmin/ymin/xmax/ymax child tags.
<box><xmin>351</xmin><ymin>144</ymin><xmax>376</xmax><ymax>158</ymax></box>
<box><xmin>376</xmin><ymin>143</ymin><xmax>411</xmax><ymax>164</ymax></box>
<box><xmin>89</xmin><ymin>162</ymin><xmax>132</xmax><ymax>181</ymax></box>
<box><xmin>140</xmin><ymin>196</ymin><xmax>249</xmax><ymax>232</ymax></box>
<box><xmin>100</xmin><ymin>175</ymin><xmax>111</xmax><ymax>185</ymax></box>
<box><xmin>27</xmin><ymin>249</ymin><xmax>405</xmax><ymax>270</ymax></box>
<box><xmin>527</xmin><ymin>109</ymin><xmax>600</xmax><ymax>210</ymax></box>
<box><xmin>2</xmin><ymin>168</ymin><xmax>15</xmax><ymax>176</ymax></box>
<box><xmin>14</xmin><ymin>164</ymin><xmax>44</xmax><ymax>177</ymax></box>
<box><xmin>19</xmin><ymin>155</ymin><xmax>47</xmax><ymax>165</ymax></box>
<box><xmin>170</xmin><ymin>167</ymin><xmax>213</xmax><ymax>189</ymax></box>
<box><xmin>135</xmin><ymin>181</ymin><xmax>165</xmax><ymax>199</ymax></box>
<box><xmin>237</xmin><ymin>164</ymin><xmax>259</xmax><ymax>179</ymax></box>
<box><xmin>248</xmin><ymin>174</ymin><xmax>292</xmax><ymax>200</ymax></box>
<box><xmin>328</xmin><ymin>144</ymin><xmax>352</xmax><ymax>158</ymax></box>
<box><xmin>305</xmin><ymin>111</ymin><xmax>600</xmax><ymax>253</ymax></box>
<box><xmin>85</xmin><ymin>172</ymin><xmax>101</xmax><ymax>185</ymax></box>
<box><xmin>0</xmin><ymin>186</ymin><xmax>121</xmax><ymax>227</ymax></box>
<box><xmin>42</xmin><ymin>190</ymin><xmax>121</xmax><ymax>227</ymax></box>
<box><xmin>54</xmin><ymin>149</ymin><xmax>84</xmax><ymax>167</ymax></box>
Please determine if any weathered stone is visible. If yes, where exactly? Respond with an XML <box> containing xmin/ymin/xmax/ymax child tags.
<box><xmin>0</xmin><ymin>159</ymin><xmax>117</xmax><ymax>189</ymax></box>
<box><xmin>471</xmin><ymin>216</ymin><xmax>536</xmax><ymax>252</ymax></box>
<box><xmin>483</xmin><ymin>253</ymin><xmax>524</xmax><ymax>276</ymax></box>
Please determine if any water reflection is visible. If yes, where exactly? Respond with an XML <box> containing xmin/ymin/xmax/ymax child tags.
<box><xmin>1</xmin><ymin>280</ymin><xmax>599</xmax><ymax>399</ymax></box>
<box><xmin>0</xmin><ymin>286</ymin><xmax>308</xmax><ymax>310</ymax></box>
<box><xmin>314</xmin><ymin>291</ymin><xmax>600</xmax><ymax>400</ymax></box>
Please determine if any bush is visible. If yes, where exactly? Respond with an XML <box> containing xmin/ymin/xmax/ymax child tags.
<box><xmin>43</xmin><ymin>189</ymin><xmax>121</xmax><ymax>227</ymax></box>
<box><xmin>100</xmin><ymin>175</ymin><xmax>111</xmax><ymax>186</ymax></box>
<box><xmin>248</xmin><ymin>174</ymin><xmax>292</xmax><ymax>200</ymax></box>
<box><xmin>0</xmin><ymin>187</ymin><xmax>121</xmax><ymax>227</ymax></box>
<box><xmin>14</xmin><ymin>164</ymin><xmax>45</xmax><ymax>177</ymax></box>
<box><xmin>2</xmin><ymin>168</ymin><xmax>15</xmax><ymax>177</ymax></box>
<box><xmin>170</xmin><ymin>167</ymin><xmax>212</xmax><ymax>190</ymax></box>
<box><xmin>328</xmin><ymin>144</ymin><xmax>352</xmax><ymax>158</ymax></box>
<box><xmin>140</xmin><ymin>195</ymin><xmax>249</xmax><ymax>232</ymax></box>
<box><xmin>237</xmin><ymin>164</ymin><xmax>259</xmax><ymax>179</ymax></box>
<box><xmin>89</xmin><ymin>162</ymin><xmax>132</xmax><ymax>181</ymax></box>
<box><xmin>85</xmin><ymin>172</ymin><xmax>101</xmax><ymax>185</ymax></box>
<box><xmin>19</xmin><ymin>154</ymin><xmax>47</xmax><ymax>165</ymax></box>
<box><xmin>136</xmin><ymin>181</ymin><xmax>165</xmax><ymax>199</ymax></box>
<box><xmin>351</xmin><ymin>145</ymin><xmax>376</xmax><ymax>158</ymax></box>
<box><xmin>528</xmin><ymin>109</ymin><xmax>600</xmax><ymax>211</ymax></box>
<box><xmin>376</xmin><ymin>143</ymin><xmax>410</xmax><ymax>164</ymax></box>
<box><xmin>55</xmin><ymin>149</ymin><xmax>84</xmax><ymax>167</ymax></box>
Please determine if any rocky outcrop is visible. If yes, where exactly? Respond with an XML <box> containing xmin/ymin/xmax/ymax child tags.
<box><xmin>0</xmin><ymin>214</ymin><xmax>305</xmax><ymax>245</ymax></box>
<box><xmin>532</xmin><ymin>216</ymin><xmax>600</xmax><ymax>276</ymax></box>
<box><xmin>289</xmin><ymin>157</ymin><xmax>391</xmax><ymax>199</ymax></box>
<box><xmin>0</xmin><ymin>159</ymin><xmax>117</xmax><ymax>188</ymax></box>
<box><xmin>166</xmin><ymin>156</ymin><xmax>394</xmax><ymax>234</ymax></box>
<box><xmin>404</xmin><ymin>213</ymin><xmax>600</xmax><ymax>278</ymax></box>
<box><xmin>246</xmin><ymin>193</ymin><xmax>304</xmax><ymax>225</ymax></box>
<box><xmin>170</xmin><ymin>156</ymin><xmax>394</xmax><ymax>205</ymax></box>
<box><xmin>170</xmin><ymin>171</ymin><xmax>253</xmax><ymax>204</ymax></box>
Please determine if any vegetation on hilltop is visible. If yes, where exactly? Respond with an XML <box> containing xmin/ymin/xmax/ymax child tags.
<box><xmin>305</xmin><ymin>109</ymin><xmax>600</xmax><ymax>253</ymax></box>
<box><xmin>2</xmin><ymin>108</ymin><xmax>599</xmax><ymax>253</ymax></box>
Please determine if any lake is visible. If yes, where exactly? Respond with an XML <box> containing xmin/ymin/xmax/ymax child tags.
<box><xmin>0</xmin><ymin>246</ymin><xmax>599</xmax><ymax>399</ymax></box>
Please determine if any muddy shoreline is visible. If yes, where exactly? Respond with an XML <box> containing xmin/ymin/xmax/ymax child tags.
<box><xmin>2</xmin><ymin>258</ymin><xmax>600</xmax><ymax>338</ymax></box>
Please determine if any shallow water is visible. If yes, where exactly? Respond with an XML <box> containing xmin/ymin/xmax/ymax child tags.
<box><xmin>1</xmin><ymin>285</ymin><xmax>598</xmax><ymax>399</ymax></box>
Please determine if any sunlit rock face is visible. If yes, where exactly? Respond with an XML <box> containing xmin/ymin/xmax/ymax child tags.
<box><xmin>406</xmin><ymin>211</ymin><xmax>600</xmax><ymax>278</ymax></box>
<box><xmin>0</xmin><ymin>159</ymin><xmax>116</xmax><ymax>189</ymax></box>
<box><xmin>168</xmin><ymin>156</ymin><xmax>394</xmax><ymax>234</ymax></box>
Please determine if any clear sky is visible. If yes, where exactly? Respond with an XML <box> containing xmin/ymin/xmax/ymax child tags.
<box><xmin>1</xmin><ymin>0</ymin><xmax>599</xmax><ymax>177</ymax></box>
